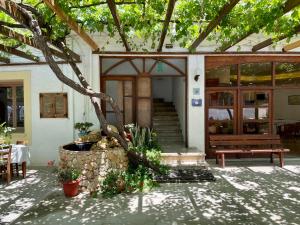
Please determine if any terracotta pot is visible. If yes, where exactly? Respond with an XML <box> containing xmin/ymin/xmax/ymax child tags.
<box><xmin>63</xmin><ymin>179</ymin><xmax>80</xmax><ymax>197</ymax></box>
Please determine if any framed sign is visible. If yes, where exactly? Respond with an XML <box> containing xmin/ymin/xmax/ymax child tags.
<box><xmin>288</xmin><ymin>95</ymin><xmax>300</xmax><ymax>105</ymax></box>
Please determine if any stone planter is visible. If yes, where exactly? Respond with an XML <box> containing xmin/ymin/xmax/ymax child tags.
<box><xmin>59</xmin><ymin>145</ymin><xmax>128</xmax><ymax>193</ymax></box>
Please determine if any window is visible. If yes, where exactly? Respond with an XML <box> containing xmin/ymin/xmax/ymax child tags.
<box><xmin>0</xmin><ymin>82</ymin><xmax>24</xmax><ymax>132</ymax></box>
<box><xmin>40</xmin><ymin>93</ymin><xmax>68</xmax><ymax>118</ymax></box>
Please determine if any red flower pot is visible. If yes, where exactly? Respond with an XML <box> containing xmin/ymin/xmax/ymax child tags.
<box><xmin>63</xmin><ymin>179</ymin><xmax>80</xmax><ymax>197</ymax></box>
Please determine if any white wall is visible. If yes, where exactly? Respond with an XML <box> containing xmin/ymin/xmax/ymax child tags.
<box><xmin>172</xmin><ymin>77</ymin><xmax>186</xmax><ymax>141</ymax></box>
<box><xmin>152</xmin><ymin>77</ymin><xmax>173</xmax><ymax>102</ymax></box>
<box><xmin>187</xmin><ymin>55</ymin><xmax>205</xmax><ymax>153</ymax></box>
<box><xmin>274</xmin><ymin>89</ymin><xmax>300</xmax><ymax>121</ymax></box>
<box><xmin>0</xmin><ymin>37</ymin><xmax>101</xmax><ymax>166</ymax></box>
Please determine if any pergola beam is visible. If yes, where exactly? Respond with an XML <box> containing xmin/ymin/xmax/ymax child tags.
<box><xmin>190</xmin><ymin>0</ymin><xmax>239</xmax><ymax>50</ymax></box>
<box><xmin>0</xmin><ymin>25</ymin><xmax>80</xmax><ymax>61</ymax></box>
<box><xmin>219</xmin><ymin>0</ymin><xmax>300</xmax><ymax>52</ymax></box>
<box><xmin>42</xmin><ymin>0</ymin><xmax>99</xmax><ymax>51</ymax></box>
<box><xmin>283</xmin><ymin>40</ymin><xmax>300</xmax><ymax>51</ymax></box>
<box><xmin>0</xmin><ymin>55</ymin><xmax>10</xmax><ymax>63</ymax></box>
<box><xmin>252</xmin><ymin>25</ymin><xmax>300</xmax><ymax>52</ymax></box>
<box><xmin>157</xmin><ymin>0</ymin><xmax>176</xmax><ymax>52</ymax></box>
<box><xmin>107</xmin><ymin>0</ymin><xmax>131</xmax><ymax>51</ymax></box>
<box><xmin>0</xmin><ymin>44</ymin><xmax>39</xmax><ymax>62</ymax></box>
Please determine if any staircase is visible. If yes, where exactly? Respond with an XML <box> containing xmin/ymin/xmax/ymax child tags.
<box><xmin>153</xmin><ymin>98</ymin><xmax>185</xmax><ymax>150</ymax></box>
<box><xmin>153</xmin><ymin>98</ymin><xmax>207</xmax><ymax>167</ymax></box>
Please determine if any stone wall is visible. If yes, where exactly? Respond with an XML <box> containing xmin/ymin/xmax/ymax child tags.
<box><xmin>59</xmin><ymin>146</ymin><xmax>128</xmax><ymax>193</ymax></box>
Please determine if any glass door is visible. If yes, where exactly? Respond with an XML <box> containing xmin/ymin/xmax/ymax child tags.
<box><xmin>241</xmin><ymin>90</ymin><xmax>272</xmax><ymax>134</ymax></box>
<box><xmin>207</xmin><ymin>91</ymin><xmax>237</xmax><ymax>135</ymax></box>
<box><xmin>103</xmin><ymin>78</ymin><xmax>135</xmax><ymax>126</ymax></box>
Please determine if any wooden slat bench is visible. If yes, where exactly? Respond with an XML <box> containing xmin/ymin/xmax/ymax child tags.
<box><xmin>209</xmin><ymin>135</ymin><xmax>290</xmax><ymax>168</ymax></box>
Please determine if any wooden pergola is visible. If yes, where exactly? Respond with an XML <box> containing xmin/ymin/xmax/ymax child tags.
<box><xmin>0</xmin><ymin>0</ymin><xmax>300</xmax><ymax>65</ymax></box>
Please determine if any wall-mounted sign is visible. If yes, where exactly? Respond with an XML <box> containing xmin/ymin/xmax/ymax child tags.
<box><xmin>193</xmin><ymin>88</ymin><xmax>200</xmax><ymax>95</ymax></box>
<box><xmin>192</xmin><ymin>98</ymin><xmax>202</xmax><ymax>107</ymax></box>
<box><xmin>157</xmin><ymin>62</ymin><xmax>164</xmax><ymax>72</ymax></box>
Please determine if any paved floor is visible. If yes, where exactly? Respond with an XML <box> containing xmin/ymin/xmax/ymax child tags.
<box><xmin>0</xmin><ymin>159</ymin><xmax>299</xmax><ymax>225</ymax></box>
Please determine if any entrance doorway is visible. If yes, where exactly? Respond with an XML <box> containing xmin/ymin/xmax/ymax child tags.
<box><xmin>100</xmin><ymin>56</ymin><xmax>187</xmax><ymax>149</ymax></box>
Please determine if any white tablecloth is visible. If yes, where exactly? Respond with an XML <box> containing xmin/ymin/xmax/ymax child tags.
<box><xmin>11</xmin><ymin>145</ymin><xmax>30</xmax><ymax>165</ymax></box>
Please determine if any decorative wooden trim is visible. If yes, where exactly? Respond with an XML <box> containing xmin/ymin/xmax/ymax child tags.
<box><xmin>157</xmin><ymin>0</ymin><xmax>176</xmax><ymax>52</ymax></box>
<box><xmin>190</xmin><ymin>0</ymin><xmax>240</xmax><ymax>50</ymax></box>
<box><xmin>103</xmin><ymin>58</ymin><xmax>130</xmax><ymax>75</ymax></box>
<box><xmin>0</xmin><ymin>55</ymin><xmax>10</xmax><ymax>63</ymax></box>
<box><xmin>282</xmin><ymin>40</ymin><xmax>300</xmax><ymax>52</ymax></box>
<box><xmin>107</xmin><ymin>0</ymin><xmax>131</xmax><ymax>51</ymax></box>
<box><xmin>39</xmin><ymin>93</ymin><xmax>68</xmax><ymax>118</ymax></box>
<box><xmin>94</xmin><ymin>50</ymin><xmax>300</xmax><ymax>55</ymax></box>
<box><xmin>219</xmin><ymin>0</ymin><xmax>300</xmax><ymax>52</ymax></box>
<box><xmin>205</xmin><ymin>55</ymin><xmax>300</xmax><ymax>70</ymax></box>
<box><xmin>42</xmin><ymin>0</ymin><xmax>99</xmax><ymax>51</ymax></box>
<box><xmin>252</xmin><ymin>25</ymin><xmax>300</xmax><ymax>52</ymax></box>
<box><xmin>0</xmin><ymin>44</ymin><xmax>39</xmax><ymax>62</ymax></box>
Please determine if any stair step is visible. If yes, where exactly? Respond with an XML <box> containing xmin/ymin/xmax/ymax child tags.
<box><xmin>153</xmin><ymin>102</ymin><xmax>174</xmax><ymax>107</ymax></box>
<box><xmin>153</xmin><ymin>116</ymin><xmax>178</xmax><ymax>121</ymax></box>
<box><xmin>154</xmin><ymin>112</ymin><xmax>178</xmax><ymax>116</ymax></box>
<box><xmin>154</xmin><ymin>107</ymin><xmax>176</xmax><ymax>112</ymax></box>
<box><xmin>153</xmin><ymin>121</ymin><xmax>180</xmax><ymax>126</ymax></box>
<box><xmin>154</xmin><ymin>128</ymin><xmax>182</xmax><ymax>133</ymax></box>
<box><xmin>157</xmin><ymin>133</ymin><xmax>183</xmax><ymax>138</ymax></box>
<box><xmin>158</xmin><ymin>138</ymin><xmax>184</xmax><ymax>143</ymax></box>
<box><xmin>161</xmin><ymin>153</ymin><xmax>207</xmax><ymax>167</ymax></box>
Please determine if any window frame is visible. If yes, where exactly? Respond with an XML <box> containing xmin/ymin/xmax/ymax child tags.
<box><xmin>39</xmin><ymin>93</ymin><xmax>68</xmax><ymax>118</ymax></box>
<box><xmin>0</xmin><ymin>81</ymin><xmax>24</xmax><ymax>132</ymax></box>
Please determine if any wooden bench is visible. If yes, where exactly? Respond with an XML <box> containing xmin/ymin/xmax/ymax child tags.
<box><xmin>209</xmin><ymin>135</ymin><xmax>290</xmax><ymax>168</ymax></box>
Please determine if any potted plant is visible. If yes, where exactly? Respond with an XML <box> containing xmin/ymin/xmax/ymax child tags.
<box><xmin>57</xmin><ymin>167</ymin><xmax>81</xmax><ymax>197</ymax></box>
<box><xmin>74</xmin><ymin>122</ymin><xmax>93</xmax><ymax>137</ymax></box>
<box><xmin>0</xmin><ymin>122</ymin><xmax>15</xmax><ymax>144</ymax></box>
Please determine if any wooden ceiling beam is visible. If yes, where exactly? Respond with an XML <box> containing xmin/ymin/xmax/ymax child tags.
<box><xmin>0</xmin><ymin>0</ymin><xmax>29</xmax><ymax>28</ymax></box>
<box><xmin>157</xmin><ymin>0</ymin><xmax>176</xmax><ymax>52</ymax></box>
<box><xmin>190</xmin><ymin>0</ymin><xmax>239</xmax><ymax>50</ymax></box>
<box><xmin>283</xmin><ymin>40</ymin><xmax>300</xmax><ymax>51</ymax></box>
<box><xmin>252</xmin><ymin>25</ymin><xmax>300</xmax><ymax>52</ymax></box>
<box><xmin>0</xmin><ymin>55</ymin><xmax>10</xmax><ymax>63</ymax></box>
<box><xmin>0</xmin><ymin>44</ymin><xmax>39</xmax><ymax>62</ymax></box>
<box><xmin>219</xmin><ymin>0</ymin><xmax>300</xmax><ymax>52</ymax></box>
<box><xmin>42</xmin><ymin>0</ymin><xmax>99</xmax><ymax>51</ymax></box>
<box><xmin>107</xmin><ymin>0</ymin><xmax>131</xmax><ymax>51</ymax></box>
<box><xmin>0</xmin><ymin>25</ymin><xmax>80</xmax><ymax>61</ymax></box>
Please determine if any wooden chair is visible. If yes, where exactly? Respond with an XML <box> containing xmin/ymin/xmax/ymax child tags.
<box><xmin>0</xmin><ymin>145</ymin><xmax>12</xmax><ymax>184</ymax></box>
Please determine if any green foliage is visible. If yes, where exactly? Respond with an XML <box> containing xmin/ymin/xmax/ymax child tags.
<box><xmin>57</xmin><ymin>167</ymin><xmax>80</xmax><ymax>183</ymax></box>
<box><xmin>74</xmin><ymin>122</ymin><xmax>94</xmax><ymax>132</ymax></box>
<box><xmin>101</xmin><ymin>124</ymin><xmax>167</xmax><ymax>198</ymax></box>
<box><xmin>2</xmin><ymin>0</ymin><xmax>300</xmax><ymax>53</ymax></box>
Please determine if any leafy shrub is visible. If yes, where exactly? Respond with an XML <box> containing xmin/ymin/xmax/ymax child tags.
<box><xmin>101</xmin><ymin>124</ymin><xmax>168</xmax><ymax>198</ymax></box>
<box><xmin>57</xmin><ymin>167</ymin><xmax>80</xmax><ymax>183</ymax></box>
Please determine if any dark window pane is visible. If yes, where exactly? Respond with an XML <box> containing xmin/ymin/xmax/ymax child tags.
<box><xmin>241</xmin><ymin>62</ymin><xmax>272</xmax><ymax>86</ymax></box>
<box><xmin>243</xmin><ymin>122</ymin><xmax>269</xmax><ymax>134</ymax></box>
<box><xmin>16</xmin><ymin>86</ymin><xmax>24</xmax><ymax>130</ymax></box>
<box><xmin>275</xmin><ymin>62</ymin><xmax>300</xmax><ymax>86</ymax></box>
<box><xmin>243</xmin><ymin>92</ymin><xmax>269</xmax><ymax>106</ymax></box>
<box><xmin>208</xmin><ymin>121</ymin><xmax>234</xmax><ymax>134</ymax></box>
<box><xmin>208</xmin><ymin>92</ymin><xmax>234</xmax><ymax>106</ymax></box>
<box><xmin>206</xmin><ymin>65</ymin><xmax>238</xmax><ymax>87</ymax></box>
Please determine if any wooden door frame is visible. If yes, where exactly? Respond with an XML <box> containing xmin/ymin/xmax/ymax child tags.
<box><xmin>100</xmin><ymin>56</ymin><xmax>188</xmax><ymax>147</ymax></box>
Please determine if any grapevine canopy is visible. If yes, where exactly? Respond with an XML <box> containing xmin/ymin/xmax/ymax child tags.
<box><xmin>0</xmin><ymin>0</ymin><xmax>300</xmax><ymax>64</ymax></box>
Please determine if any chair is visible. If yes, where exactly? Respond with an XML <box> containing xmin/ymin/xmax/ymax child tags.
<box><xmin>0</xmin><ymin>145</ymin><xmax>12</xmax><ymax>184</ymax></box>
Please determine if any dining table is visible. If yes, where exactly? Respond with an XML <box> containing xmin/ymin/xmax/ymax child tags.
<box><xmin>0</xmin><ymin>144</ymin><xmax>30</xmax><ymax>178</ymax></box>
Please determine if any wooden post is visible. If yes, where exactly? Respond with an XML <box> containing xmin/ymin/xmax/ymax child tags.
<box><xmin>279</xmin><ymin>152</ymin><xmax>284</xmax><ymax>167</ymax></box>
<box><xmin>220</xmin><ymin>153</ymin><xmax>225</xmax><ymax>168</ymax></box>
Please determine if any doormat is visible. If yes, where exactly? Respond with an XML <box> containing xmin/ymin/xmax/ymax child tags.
<box><xmin>154</xmin><ymin>166</ymin><xmax>216</xmax><ymax>183</ymax></box>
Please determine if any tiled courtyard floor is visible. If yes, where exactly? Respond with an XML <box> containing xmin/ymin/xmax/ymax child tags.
<box><xmin>0</xmin><ymin>159</ymin><xmax>299</xmax><ymax>225</ymax></box>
